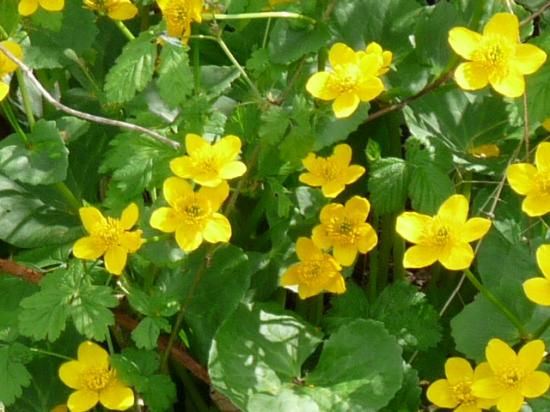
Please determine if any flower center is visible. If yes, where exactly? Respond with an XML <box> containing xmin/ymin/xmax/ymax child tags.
<box><xmin>99</xmin><ymin>217</ymin><xmax>124</xmax><ymax>248</ymax></box>
<box><xmin>81</xmin><ymin>367</ymin><xmax>113</xmax><ymax>391</ymax></box>
<box><xmin>165</xmin><ymin>2</ymin><xmax>189</xmax><ymax>28</ymax></box>
<box><xmin>175</xmin><ymin>194</ymin><xmax>210</xmax><ymax>227</ymax></box>
<box><xmin>195</xmin><ymin>152</ymin><xmax>219</xmax><ymax>175</ymax></box>
<box><xmin>332</xmin><ymin>64</ymin><xmax>359</xmax><ymax>94</ymax></box>
<box><xmin>429</xmin><ymin>223</ymin><xmax>451</xmax><ymax>247</ymax></box>
<box><xmin>536</xmin><ymin>172</ymin><xmax>550</xmax><ymax>194</ymax></box>
<box><xmin>326</xmin><ymin>218</ymin><xmax>358</xmax><ymax>245</ymax></box>
<box><xmin>317</xmin><ymin>158</ymin><xmax>339</xmax><ymax>181</ymax></box>
<box><xmin>451</xmin><ymin>380</ymin><xmax>476</xmax><ymax>405</ymax></box>
<box><xmin>298</xmin><ymin>258</ymin><xmax>336</xmax><ymax>286</ymax></box>
<box><xmin>473</xmin><ymin>36</ymin><xmax>513</xmax><ymax>77</ymax></box>
<box><xmin>498</xmin><ymin>367</ymin><xmax>524</xmax><ymax>389</ymax></box>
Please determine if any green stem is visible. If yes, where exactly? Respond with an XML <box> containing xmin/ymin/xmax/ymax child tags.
<box><xmin>16</xmin><ymin>69</ymin><xmax>35</xmax><ymax>129</ymax></box>
<box><xmin>393</xmin><ymin>235</ymin><xmax>405</xmax><ymax>280</ymax></box>
<box><xmin>463</xmin><ymin>268</ymin><xmax>528</xmax><ymax>338</ymax></box>
<box><xmin>29</xmin><ymin>347</ymin><xmax>73</xmax><ymax>361</ymax></box>
<box><xmin>368</xmin><ymin>213</ymin><xmax>380</xmax><ymax>301</ymax></box>
<box><xmin>377</xmin><ymin>214</ymin><xmax>395</xmax><ymax>290</ymax></box>
<box><xmin>261</xmin><ymin>18</ymin><xmax>272</xmax><ymax>49</ymax></box>
<box><xmin>54</xmin><ymin>182</ymin><xmax>81</xmax><ymax>212</ymax></box>
<box><xmin>0</xmin><ymin>23</ymin><xmax>8</xmax><ymax>39</ymax></box>
<box><xmin>105</xmin><ymin>326</ymin><xmax>115</xmax><ymax>355</ymax></box>
<box><xmin>1</xmin><ymin>101</ymin><xmax>28</xmax><ymax>143</ymax></box>
<box><xmin>172</xmin><ymin>364</ymin><xmax>210</xmax><ymax>412</ymax></box>
<box><xmin>202</xmin><ymin>11</ymin><xmax>316</xmax><ymax>24</ymax></box>
<box><xmin>533</xmin><ymin>316</ymin><xmax>550</xmax><ymax>339</ymax></box>
<box><xmin>113</xmin><ymin>20</ymin><xmax>135</xmax><ymax>41</ymax></box>
<box><xmin>192</xmin><ymin>39</ymin><xmax>201</xmax><ymax>95</ymax></box>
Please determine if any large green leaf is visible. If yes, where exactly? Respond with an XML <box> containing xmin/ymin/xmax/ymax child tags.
<box><xmin>368</xmin><ymin>157</ymin><xmax>410</xmax><ymax>215</ymax></box>
<box><xmin>0</xmin><ymin>343</ymin><xmax>33</xmax><ymax>406</ymax></box>
<box><xmin>157</xmin><ymin>43</ymin><xmax>194</xmax><ymax>108</ymax></box>
<box><xmin>268</xmin><ymin>20</ymin><xmax>330</xmax><ymax>64</ymax></box>
<box><xmin>0</xmin><ymin>277</ymin><xmax>37</xmax><ymax>343</ymax></box>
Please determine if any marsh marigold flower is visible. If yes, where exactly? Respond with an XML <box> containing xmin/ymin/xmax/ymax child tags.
<box><xmin>84</xmin><ymin>0</ymin><xmax>138</xmax><ymax>20</ymax></box>
<box><xmin>170</xmin><ymin>133</ymin><xmax>246</xmax><ymax>187</ymax></box>
<box><xmin>299</xmin><ymin>143</ymin><xmax>365</xmax><ymax>198</ymax></box>
<box><xmin>396</xmin><ymin>194</ymin><xmax>491</xmax><ymax>270</ymax></box>
<box><xmin>59</xmin><ymin>341</ymin><xmax>134</xmax><ymax>412</ymax></box>
<box><xmin>471</xmin><ymin>339</ymin><xmax>550</xmax><ymax>412</ymax></box>
<box><xmin>157</xmin><ymin>0</ymin><xmax>203</xmax><ymax>43</ymax></box>
<box><xmin>306</xmin><ymin>42</ymin><xmax>386</xmax><ymax>118</ymax></box>
<box><xmin>468</xmin><ymin>144</ymin><xmax>501</xmax><ymax>159</ymax></box>
<box><xmin>0</xmin><ymin>41</ymin><xmax>23</xmax><ymax>102</ymax></box>
<box><xmin>150</xmin><ymin>177</ymin><xmax>231</xmax><ymax>252</ymax></box>
<box><xmin>448</xmin><ymin>12</ymin><xmax>547</xmax><ymax>98</ymax></box>
<box><xmin>507</xmin><ymin>142</ymin><xmax>550</xmax><ymax>216</ymax></box>
<box><xmin>280</xmin><ymin>237</ymin><xmax>345</xmax><ymax>299</ymax></box>
<box><xmin>18</xmin><ymin>0</ymin><xmax>64</xmax><ymax>15</ymax></box>
<box><xmin>73</xmin><ymin>203</ymin><xmax>144</xmax><ymax>275</ymax></box>
<box><xmin>427</xmin><ymin>357</ymin><xmax>496</xmax><ymax>411</ymax></box>
<box><xmin>523</xmin><ymin>244</ymin><xmax>550</xmax><ymax>306</ymax></box>
<box><xmin>361</xmin><ymin>42</ymin><xmax>392</xmax><ymax>75</ymax></box>
<box><xmin>312</xmin><ymin>196</ymin><xmax>378</xmax><ymax>266</ymax></box>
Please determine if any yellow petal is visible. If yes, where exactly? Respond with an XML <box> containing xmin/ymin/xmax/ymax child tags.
<box><xmin>483</xmin><ymin>13</ymin><xmax>519</xmax><ymax>43</ymax></box>
<box><xmin>163</xmin><ymin>177</ymin><xmax>192</xmax><ymax>207</ymax></box>
<box><xmin>301</xmin><ymin>153</ymin><xmax>317</xmax><ymax>170</ymax></box>
<box><xmin>319</xmin><ymin>203</ymin><xmax>344</xmax><ymax>224</ymax></box>
<box><xmin>58</xmin><ymin>361</ymin><xmax>85</xmax><ymax>389</ymax></box>
<box><xmin>356</xmin><ymin>225</ymin><xmax>378</xmax><ymax>253</ymax></box>
<box><xmin>219</xmin><ymin>161</ymin><xmax>247</xmax><ymax>180</ymax></box>
<box><xmin>215</xmin><ymin>134</ymin><xmax>242</xmax><ymax>161</ymax></box>
<box><xmin>67</xmin><ymin>389</ymin><xmax>99</xmax><ymax>412</ymax></box>
<box><xmin>306</xmin><ymin>72</ymin><xmax>338</xmax><ymax>100</ymax></box>
<box><xmin>119</xmin><ymin>230</ymin><xmax>144</xmax><ymax>253</ymax></box>
<box><xmin>403</xmin><ymin>245</ymin><xmax>438</xmax><ymax>268</ymax></box>
<box><xmin>426</xmin><ymin>379</ymin><xmax>457</xmax><ymax>408</ymax></box>
<box><xmin>333</xmin><ymin>245</ymin><xmax>357</xmax><ymax>267</ymax></box>
<box><xmin>18</xmin><ymin>0</ymin><xmax>38</xmax><ymax>15</ymax></box>
<box><xmin>332</xmin><ymin>143</ymin><xmax>352</xmax><ymax>166</ymax></box>
<box><xmin>473</xmin><ymin>362</ymin><xmax>494</xmax><ymax>380</ymax></box>
<box><xmin>39</xmin><ymin>0</ymin><xmax>64</xmax><ymax>11</ymax></box>
<box><xmin>445</xmin><ymin>357</ymin><xmax>474</xmax><ymax>384</ymax></box>
<box><xmin>73</xmin><ymin>236</ymin><xmax>107</xmax><ymax>260</ymax></box>
<box><xmin>543</xmin><ymin>118</ymin><xmax>550</xmax><ymax>131</ymax></box>
<box><xmin>280</xmin><ymin>265</ymin><xmax>300</xmax><ymax>286</ymax></box>
<box><xmin>169</xmin><ymin>156</ymin><xmax>193</xmax><ymax>179</ymax></box>
<box><xmin>0</xmin><ymin>41</ymin><xmax>23</xmax><ymax>73</ymax></box>
<box><xmin>332</xmin><ymin>92</ymin><xmax>360</xmax><ymax>118</ymax></box>
<box><xmin>489</xmin><ymin>68</ymin><xmax>525</xmax><ymax>98</ymax></box>
<box><xmin>396</xmin><ymin>212</ymin><xmax>432</xmax><ymax>243</ymax></box>
<box><xmin>297</xmin><ymin>283</ymin><xmax>321</xmax><ymax>299</ymax></box>
<box><xmin>535</xmin><ymin>142</ymin><xmax>550</xmax><ymax>172</ymax></box>
<box><xmin>311</xmin><ymin>225</ymin><xmax>331</xmax><ymax>250</ymax></box>
<box><xmin>203</xmin><ymin>213</ymin><xmax>231</xmax><ymax>243</ymax></box>
<box><xmin>468</xmin><ymin>144</ymin><xmax>501</xmax><ymax>158</ymax></box>
<box><xmin>79</xmin><ymin>207</ymin><xmax>106</xmax><ymax>234</ymax></box>
<box><xmin>120</xmin><ymin>203</ymin><xmax>139</xmax><ymax>230</ymax></box>
<box><xmin>523</xmin><ymin>278</ymin><xmax>550</xmax><ymax>306</ymax></box>
<box><xmin>100</xmin><ymin>383</ymin><xmax>134</xmax><ymax>410</ymax></box>
<box><xmin>518</xmin><ymin>340</ymin><xmax>546</xmax><ymax>373</ymax></box>
<box><xmin>514</xmin><ymin>43</ymin><xmax>547</xmax><ymax>75</ymax></box>
<box><xmin>78</xmin><ymin>341</ymin><xmax>109</xmax><ymax>369</ymax></box>
<box><xmin>345</xmin><ymin>196</ymin><xmax>370</xmax><ymax>219</ymax></box>
<box><xmin>324</xmin><ymin>274</ymin><xmax>346</xmax><ymax>295</ymax></box>
<box><xmin>199</xmin><ymin>181</ymin><xmax>229</xmax><ymax>211</ymax></box>
<box><xmin>190</xmin><ymin>0</ymin><xmax>202</xmax><ymax>22</ymax></box>
<box><xmin>448</xmin><ymin>27</ymin><xmax>483</xmax><ymax>60</ymax></box>
<box><xmin>506</xmin><ymin>163</ymin><xmax>537</xmax><ymax>195</ymax></box>
<box><xmin>356</xmin><ymin>76</ymin><xmax>384</xmax><ymax>102</ymax></box>
<box><xmin>150</xmin><ymin>207</ymin><xmax>179</xmax><ymax>233</ymax></box>
<box><xmin>520</xmin><ymin>371</ymin><xmax>550</xmax><ymax>397</ymax></box>
<box><xmin>455</xmin><ymin>404</ymin><xmax>482</xmax><ymax>412</ymax></box>
<box><xmin>299</xmin><ymin>172</ymin><xmax>324</xmax><ymax>187</ymax></box>
<box><xmin>0</xmin><ymin>82</ymin><xmax>8</xmax><ymax>101</ymax></box>
<box><xmin>454</xmin><ymin>62</ymin><xmax>490</xmax><ymax>91</ymax></box>
<box><xmin>175</xmin><ymin>227</ymin><xmax>203</xmax><ymax>252</ymax></box>
<box><xmin>437</xmin><ymin>194</ymin><xmax>469</xmax><ymax>223</ymax></box>
<box><xmin>343</xmin><ymin>165</ymin><xmax>366</xmax><ymax>184</ymax></box>
<box><xmin>471</xmin><ymin>377</ymin><xmax>506</xmax><ymax>399</ymax></box>
<box><xmin>185</xmin><ymin>133</ymin><xmax>208</xmax><ymax>156</ymax></box>
<box><xmin>108</xmin><ymin>1</ymin><xmax>138</xmax><ymax>20</ymax></box>
<box><xmin>321</xmin><ymin>181</ymin><xmax>345</xmax><ymax>198</ymax></box>
<box><xmin>486</xmin><ymin>338</ymin><xmax>517</xmax><ymax>371</ymax></box>
<box><xmin>496</xmin><ymin>390</ymin><xmax>524</xmax><ymax>412</ymax></box>
<box><xmin>104</xmin><ymin>245</ymin><xmax>128</xmax><ymax>275</ymax></box>
<box><xmin>462</xmin><ymin>218</ymin><xmax>491</xmax><ymax>242</ymax></box>
<box><xmin>328</xmin><ymin>42</ymin><xmax>357</xmax><ymax>67</ymax></box>
<box><xmin>537</xmin><ymin>244</ymin><xmax>550</xmax><ymax>279</ymax></box>
<box><xmin>438</xmin><ymin>242</ymin><xmax>474</xmax><ymax>271</ymax></box>
<box><xmin>296</xmin><ymin>237</ymin><xmax>322</xmax><ymax>261</ymax></box>
<box><xmin>522</xmin><ymin>193</ymin><xmax>550</xmax><ymax>216</ymax></box>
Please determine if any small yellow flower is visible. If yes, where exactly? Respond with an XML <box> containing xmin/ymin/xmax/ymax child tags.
<box><xmin>506</xmin><ymin>142</ymin><xmax>550</xmax><ymax>216</ymax></box>
<box><xmin>543</xmin><ymin>118</ymin><xmax>550</xmax><ymax>132</ymax></box>
<box><xmin>150</xmin><ymin>177</ymin><xmax>231</xmax><ymax>252</ymax></box>
<box><xmin>280</xmin><ymin>237</ymin><xmax>345</xmax><ymax>299</ymax></box>
<box><xmin>396</xmin><ymin>194</ymin><xmax>491</xmax><ymax>270</ymax></box>
<box><xmin>73</xmin><ymin>203</ymin><xmax>144</xmax><ymax>275</ymax></box>
<box><xmin>468</xmin><ymin>144</ymin><xmax>501</xmax><ymax>159</ymax></box>
<box><xmin>448</xmin><ymin>12</ymin><xmax>547</xmax><ymax>98</ymax></box>
<box><xmin>306</xmin><ymin>42</ymin><xmax>385</xmax><ymax>118</ymax></box>
<box><xmin>361</xmin><ymin>42</ymin><xmax>392</xmax><ymax>75</ymax></box>
<box><xmin>312</xmin><ymin>196</ymin><xmax>378</xmax><ymax>266</ymax></box>
<box><xmin>157</xmin><ymin>0</ymin><xmax>203</xmax><ymax>43</ymax></box>
<box><xmin>84</xmin><ymin>0</ymin><xmax>138</xmax><ymax>20</ymax></box>
<box><xmin>299</xmin><ymin>143</ymin><xmax>365</xmax><ymax>198</ymax></box>
<box><xmin>427</xmin><ymin>357</ymin><xmax>496</xmax><ymax>411</ymax></box>
<box><xmin>59</xmin><ymin>341</ymin><xmax>134</xmax><ymax>412</ymax></box>
<box><xmin>0</xmin><ymin>41</ymin><xmax>23</xmax><ymax>102</ymax></box>
<box><xmin>472</xmin><ymin>339</ymin><xmax>550</xmax><ymax>412</ymax></box>
<box><xmin>18</xmin><ymin>0</ymin><xmax>64</xmax><ymax>16</ymax></box>
<box><xmin>523</xmin><ymin>244</ymin><xmax>550</xmax><ymax>306</ymax></box>
<box><xmin>170</xmin><ymin>133</ymin><xmax>247</xmax><ymax>187</ymax></box>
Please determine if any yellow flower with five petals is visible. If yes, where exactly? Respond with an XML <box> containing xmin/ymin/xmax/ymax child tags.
<box><xmin>396</xmin><ymin>194</ymin><xmax>491</xmax><ymax>270</ymax></box>
<box><xmin>157</xmin><ymin>0</ymin><xmax>203</xmax><ymax>43</ymax></box>
<box><xmin>280</xmin><ymin>237</ymin><xmax>345</xmax><ymax>299</ymax></box>
<box><xmin>170</xmin><ymin>133</ymin><xmax>246</xmax><ymax>187</ymax></box>
<box><xmin>471</xmin><ymin>339</ymin><xmax>550</xmax><ymax>412</ymax></box>
<box><xmin>73</xmin><ymin>203</ymin><xmax>144</xmax><ymax>275</ymax></box>
<box><xmin>58</xmin><ymin>341</ymin><xmax>134</xmax><ymax>412</ymax></box>
<box><xmin>0</xmin><ymin>41</ymin><xmax>23</xmax><ymax>102</ymax></box>
<box><xmin>149</xmin><ymin>177</ymin><xmax>231</xmax><ymax>252</ymax></box>
<box><xmin>18</xmin><ymin>0</ymin><xmax>64</xmax><ymax>15</ymax></box>
<box><xmin>84</xmin><ymin>0</ymin><xmax>138</xmax><ymax>20</ymax></box>
<box><xmin>312</xmin><ymin>196</ymin><xmax>378</xmax><ymax>266</ymax></box>
<box><xmin>448</xmin><ymin>12</ymin><xmax>547</xmax><ymax>98</ymax></box>
<box><xmin>506</xmin><ymin>142</ymin><xmax>550</xmax><ymax>216</ymax></box>
<box><xmin>299</xmin><ymin>143</ymin><xmax>365</xmax><ymax>198</ymax></box>
<box><xmin>523</xmin><ymin>244</ymin><xmax>550</xmax><ymax>306</ymax></box>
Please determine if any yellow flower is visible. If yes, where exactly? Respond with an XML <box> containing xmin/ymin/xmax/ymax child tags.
<box><xmin>448</xmin><ymin>12</ymin><xmax>547</xmax><ymax>98</ymax></box>
<box><xmin>149</xmin><ymin>177</ymin><xmax>231</xmax><ymax>252</ymax></box>
<box><xmin>312</xmin><ymin>196</ymin><xmax>378</xmax><ymax>266</ymax></box>
<box><xmin>84</xmin><ymin>0</ymin><xmax>138</xmax><ymax>20</ymax></box>
<box><xmin>543</xmin><ymin>118</ymin><xmax>550</xmax><ymax>132</ymax></box>
<box><xmin>170</xmin><ymin>133</ymin><xmax>247</xmax><ymax>187</ymax></box>
<box><xmin>361</xmin><ymin>42</ymin><xmax>392</xmax><ymax>75</ymax></box>
<box><xmin>299</xmin><ymin>143</ymin><xmax>365</xmax><ymax>198</ymax></box>
<box><xmin>506</xmin><ymin>142</ymin><xmax>550</xmax><ymax>216</ymax></box>
<box><xmin>471</xmin><ymin>339</ymin><xmax>550</xmax><ymax>412</ymax></box>
<box><xmin>280</xmin><ymin>237</ymin><xmax>345</xmax><ymax>299</ymax></box>
<box><xmin>396</xmin><ymin>194</ymin><xmax>491</xmax><ymax>270</ymax></box>
<box><xmin>73</xmin><ymin>203</ymin><xmax>144</xmax><ymax>275</ymax></box>
<box><xmin>18</xmin><ymin>0</ymin><xmax>64</xmax><ymax>15</ymax></box>
<box><xmin>59</xmin><ymin>341</ymin><xmax>134</xmax><ymax>412</ymax></box>
<box><xmin>0</xmin><ymin>41</ymin><xmax>23</xmax><ymax>102</ymax></box>
<box><xmin>523</xmin><ymin>244</ymin><xmax>550</xmax><ymax>306</ymax></box>
<box><xmin>306</xmin><ymin>42</ymin><xmax>385</xmax><ymax>118</ymax></box>
<box><xmin>157</xmin><ymin>0</ymin><xmax>203</xmax><ymax>43</ymax></box>
<box><xmin>427</xmin><ymin>357</ymin><xmax>496</xmax><ymax>411</ymax></box>
<box><xmin>468</xmin><ymin>144</ymin><xmax>501</xmax><ymax>159</ymax></box>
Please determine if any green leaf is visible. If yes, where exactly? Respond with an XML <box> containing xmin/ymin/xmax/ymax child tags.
<box><xmin>0</xmin><ymin>120</ymin><xmax>68</xmax><ymax>185</ymax></box>
<box><xmin>380</xmin><ymin>363</ymin><xmax>421</xmax><ymax>412</ymax></box>
<box><xmin>104</xmin><ymin>31</ymin><xmax>157</xmax><ymax>104</ymax></box>
<box><xmin>157</xmin><ymin>43</ymin><xmax>194</xmax><ymax>108</ymax></box>
<box><xmin>306</xmin><ymin>319</ymin><xmax>403</xmax><ymax>411</ymax></box>
<box><xmin>322</xmin><ymin>282</ymin><xmax>369</xmax><ymax>334</ymax></box>
<box><xmin>314</xmin><ymin>104</ymin><xmax>370</xmax><ymax>150</ymax></box>
<box><xmin>370</xmin><ymin>282</ymin><xmax>442</xmax><ymax>351</ymax></box>
<box><xmin>0</xmin><ymin>343</ymin><xmax>33</xmax><ymax>406</ymax></box>
<box><xmin>200</xmin><ymin>66</ymin><xmax>241</xmax><ymax>98</ymax></box>
<box><xmin>268</xmin><ymin>20</ymin><xmax>330</xmax><ymax>64</ymax></box>
<box><xmin>0</xmin><ymin>277</ymin><xmax>37</xmax><ymax>342</ymax></box>
<box><xmin>142</xmin><ymin>374</ymin><xmax>177</xmax><ymax>412</ymax></box>
<box><xmin>259</xmin><ymin>106</ymin><xmax>290</xmax><ymax>146</ymax></box>
<box><xmin>522</xmin><ymin>31</ymin><xmax>550</xmax><ymax>126</ymax></box>
<box><xmin>368</xmin><ymin>157</ymin><xmax>410</xmax><ymax>215</ymax></box>
<box><xmin>131</xmin><ymin>317</ymin><xmax>170</xmax><ymax>350</ymax></box>
<box><xmin>0</xmin><ymin>0</ymin><xmax>19</xmax><ymax>35</ymax></box>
